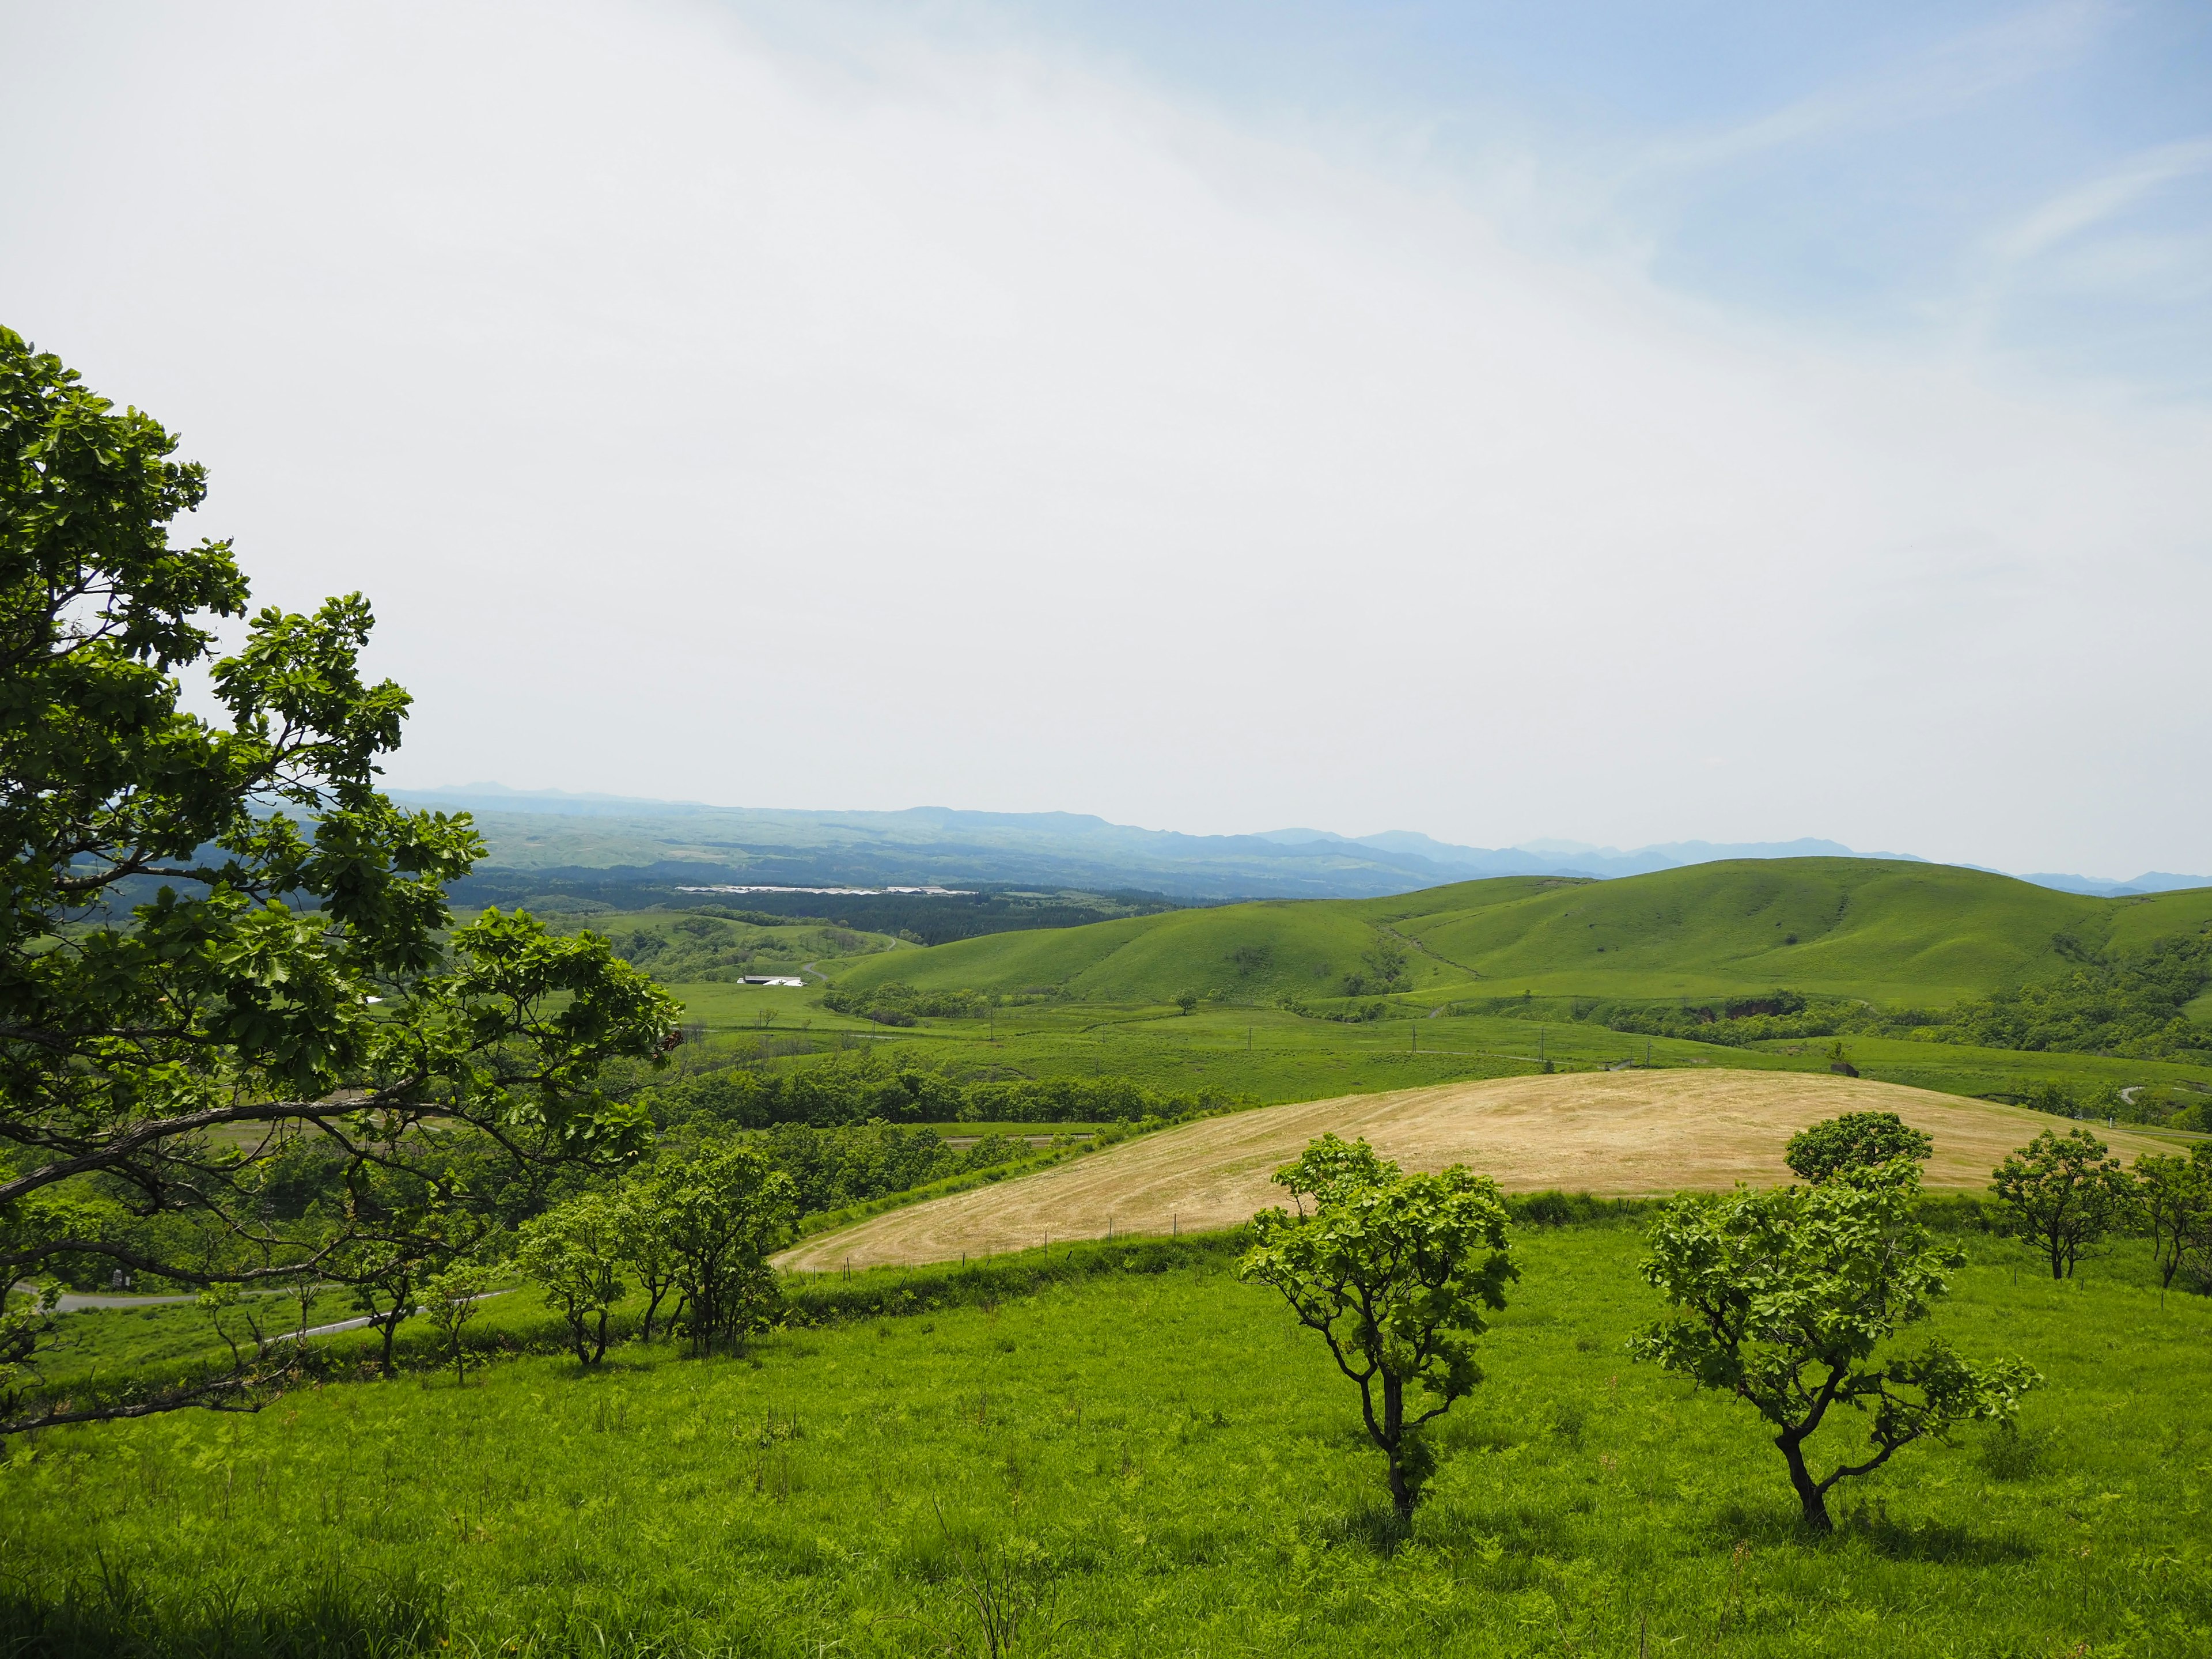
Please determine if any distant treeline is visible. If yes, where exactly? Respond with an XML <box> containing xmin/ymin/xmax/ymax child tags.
<box><xmin>646</xmin><ymin>1056</ymin><xmax>1243</xmax><ymax>1128</ymax></box>
<box><xmin>754</xmin><ymin>1121</ymin><xmax>1046</xmax><ymax>1214</ymax></box>
<box><xmin>445</xmin><ymin>868</ymin><xmax>1176</xmax><ymax>945</ymax></box>
<box><xmin>821</xmin><ymin>982</ymin><xmax>998</xmax><ymax>1024</ymax></box>
<box><xmin>1934</xmin><ymin>934</ymin><xmax>2211</xmax><ymax>1059</ymax></box>
<box><xmin>1524</xmin><ymin>931</ymin><xmax>2212</xmax><ymax>1062</ymax></box>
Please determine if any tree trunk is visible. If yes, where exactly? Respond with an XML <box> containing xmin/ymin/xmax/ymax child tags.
<box><xmin>1382</xmin><ymin>1374</ymin><xmax>1413</xmax><ymax>1523</ymax></box>
<box><xmin>1777</xmin><ymin>1432</ymin><xmax>1832</xmax><ymax>1533</ymax></box>
<box><xmin>378</xmin><ymin>1310</ymin><xmax>399</xmax><ymax>1379</ymax></box>
<box><xmin>590</xmin><ymin>1308</ymin><xmax>608</xmax><ymax>1365</ymax></box>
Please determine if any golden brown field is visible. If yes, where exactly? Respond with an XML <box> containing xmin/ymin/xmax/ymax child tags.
<box><xmin>776</xmin><ymin>1069</ymin><xmax>2166</xmax><ymax>1271</ymax></box>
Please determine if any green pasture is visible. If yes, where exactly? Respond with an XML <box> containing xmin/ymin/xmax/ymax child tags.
<box><xmin>826</xmin><ymin>859</ymin><xmax>2212</xmax><ymax>1010</ymax></box>
<box><xmin>10</xmin><ymin>1225</ymin><xmax>2208</xmax><ymax>1657</ymax></box>
<box><xmin>660</xmin><ymin>997</ymin><xmax>2212</xmax><ymax>1115</ymax></box>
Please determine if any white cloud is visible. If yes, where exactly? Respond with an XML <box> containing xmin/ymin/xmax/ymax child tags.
<box><xmin>1994</xmin><ymin>137</ymin><xmax>2212</xmax><ymax>266</ymax></box>
<box><xmin>1</xmin><ymin>0</ymin><xmax>2206</xmax><ymax>876</ymax></box>
<box><xmin>1633</xmin><ymin>1</ymin><xmax>2113</xmax><ymax>177</ymax></box>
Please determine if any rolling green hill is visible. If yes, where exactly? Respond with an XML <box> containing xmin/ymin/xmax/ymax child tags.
<box><xmin>828</xmin><ymin>858</ymin><xmax>2212</xmax><ymax>1011</ymax></box>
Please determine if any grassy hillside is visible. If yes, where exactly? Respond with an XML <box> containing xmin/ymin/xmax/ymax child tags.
<box><xmin>1377</xmin><ymin>861</ymin><xmax>2109</xmax><ymax>1005</ymax></box>
<box><xmin>13</xmin><ymin>1229</ymin><xmax>2209</xmax><ymax>1656</ymax></box>
<box><xmin>831</xmin><ymin>858</ymin><xmax>2212</xmax><ymax>1010</ymax></box>
<box><xmin>830</xmin><ymin>899</ymin><xmax>1409</xmax><ymax>1002</ymax></box>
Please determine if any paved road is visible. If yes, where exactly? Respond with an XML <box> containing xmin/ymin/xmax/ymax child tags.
<box><xmin>17</xmin><ymin>1282</ymin><xmax>512</xmax><ymax>1341</ymax></box>
<box><xmin>264</xmin><ymin>1290</ymin><xmax>510</xmax><ymax>1345</ymax></box>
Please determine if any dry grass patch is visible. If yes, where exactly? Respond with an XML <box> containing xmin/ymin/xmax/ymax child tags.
<box><xmin>777</xmin><ymin>1069</ymin><xmax>2166</xmax><ymax>1271</ymax></box>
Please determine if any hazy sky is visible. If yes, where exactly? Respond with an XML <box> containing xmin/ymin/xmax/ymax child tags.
<box><xmin>5</xmin><ymin>1</ymin><xmax>2208</xmax><ymax>876</ymax></box>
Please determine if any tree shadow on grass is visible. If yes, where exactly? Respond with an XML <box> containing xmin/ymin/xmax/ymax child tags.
<box><xmin>1</xmin><ymin>1561</ymin><xmax>447</xmax><ymax>1659</ymax></box>
<box><xmin>1707</xmin><ymin>1499</ymin><xmax>2038</xmax><ymax>1566</ymax></box>
<box><xmin>1322</xmin><ymin>1500</ymin><xmax>1414</xmax><ymax>1558</ymax></box>
<box><xmin>1844</xmin><ymin>1502</ymin><xmax>2040</xmax><ymax>1566</ymax></box>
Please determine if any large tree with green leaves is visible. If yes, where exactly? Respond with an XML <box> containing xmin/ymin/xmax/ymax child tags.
<box><xmin>0</xmin><ymin>327</ymin><xmax>679</xmax><ymax>1431</ymax></box>
<box><xmin>1236</xmin><ymin>1134</ymin><xmax>1517</xmax><ymax>1522</ymax></box>
<box><xmin>1633</xmin><ymin>1160</ymin><xmax>2039</xmax><ymax>1533</ymax></box>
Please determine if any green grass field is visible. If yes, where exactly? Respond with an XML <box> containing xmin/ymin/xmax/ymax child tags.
<box><xmin>10</xmin><ymin>1224</ymin><xmax>2208</xmax><ymax>1657</ymax></box>
<box><xmin>638</xmin><ymin>859</ymin><xmax>2212</xmax><ymax>1123</ymax></box>
<box><xmin>826</xmin><ymin>859</ymin><xmax>2212</xmax><ymax>1009</ymax></box>
<box><xmin>656</xmin><ymin>999</ymin><xmax>2212</xmax><ymax>1123</ymax></box>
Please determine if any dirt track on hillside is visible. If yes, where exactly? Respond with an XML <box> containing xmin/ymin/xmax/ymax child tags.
<box><xmin>775</xmin><ymin>1069</ymin><xmax>2166</xmax><ymax>1272</ymax></box>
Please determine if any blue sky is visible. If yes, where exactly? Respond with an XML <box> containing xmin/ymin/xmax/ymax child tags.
<box><xmin>922</xmin><ymin>0</ymin><xmax>2212</xmax><ymax>388</ymax></box>
<box><xmin>2</xmin><ymin>1</ymin><xmax>2207</xmax><ymax>877</ymax></box>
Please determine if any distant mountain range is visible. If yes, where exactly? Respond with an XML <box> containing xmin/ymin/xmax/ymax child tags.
<box><xmin>388</xmin><ymin>785</ymin><xmax>2207</xmax><ymax>903</ymax></box>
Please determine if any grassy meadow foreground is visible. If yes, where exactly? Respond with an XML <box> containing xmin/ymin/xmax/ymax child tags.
<box><xmin>7</xmin><ymin>1227</ymin><xmax>2208</xmax><ymax>1658</ymax></box>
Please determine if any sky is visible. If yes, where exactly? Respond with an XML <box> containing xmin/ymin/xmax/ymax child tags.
<box><xmin>3</xmin><ymin>0</ymin><xmax>2208</xmax><ymax>877</ymax></box>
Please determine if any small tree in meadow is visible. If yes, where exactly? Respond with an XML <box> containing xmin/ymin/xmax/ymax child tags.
<box><xmin>422</xmin><ymin>1262</ymin><xmax>499</xmax><ymax>1386</ymax></box>
<box><xmin>1783</xmin><ymin>1111</ymin><xmax>1931</xmax><ymax>1184</ymax></box>
<box><xmin>1174</xmin><ymin>989</ymin><xmax>1199</xmax><ymax>1016</ymax></box>
<box><xmin>653</xmin><ymin>1145</ymin><xmax>798</xmax><ymax>1355</ymax></box>
<box><xmin>2131</xmin><ymin>1146</ymin><xmax>2212</xmax><ymax>1292</ymax></box>
<box><xmin>344</xmin><ymin>1237</ymin><xmax>440</xmax><ymax>1381</ymax></box>
<box><xmin>516</xmin><ymin>1194</ymin><xmax>630</xmax><ymax>1365</ymax></box>
<box><xmin>1634</xmin><ymin>1160</ymin><xmax>2039</xmax><ymax>1533</ymax></box>
<box><xmin>1236</xmin><ymin>1134</ymin><xmax>1517</xmax><ymax>1523</ymax></box>
<box><xmin>1991</xmin><ymin>1128</ymin><xmax>2131</xmax><ymax>1279</ymax></box>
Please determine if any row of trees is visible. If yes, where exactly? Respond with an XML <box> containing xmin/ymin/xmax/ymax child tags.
<box><xmin>819</xmin><ymin>980</ymin><xmax>991</xmax><ymax>1024</ymax></box>
<box><xmin>1239</xmin><ymin>1113</ymin><xmax>2039</xmax><ymax>1533</ymax></box>
<box><xmin>1781</xmin><ymin>1107</ymin><xmax>2212</xmax><ymax>1286</ymax></box>
<box><xmin>1244</xmin><ymin>1111</ymin><xmax>2210</xmax><ymax>1534</ymax></box>
<box><xmin>1989</xmin><ymin>1126</ymin><xmax>2212</xmax><ymax>1284</ymax></box>
<box><xmin>647</xmin><ymin>1059</ymin><xmax>1234</xmax><ymax>1128</ymax></box>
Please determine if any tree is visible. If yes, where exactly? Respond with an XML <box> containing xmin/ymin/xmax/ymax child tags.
<box><xmin>421</xmin><ymin>1261</ymin><xmax>498</xmax><ymax>1386</ymax></box>
<box><xmin>1991</xmin><ymin>1128</ymin><xmax>2132</xmax><ymax>1279</ymax></box>
<box><xmin>652</xmin><ymin>1145</ymin><xmax>797</xmax><ymax>1355</ymax></box>
<box><xmin>1783</xmin><ymin>1111</ymin><xmax>1933</xmax><ymax>1184</ymax></box>
<box><xmin>1633</xmin><ymin>1161</ymin><xmax>2039</xmax><ymax>1533</ymax></box>
<box><xmin>1236</xmin><ymin>1134</ymin><xmax>1517</xmax><ymax>1522</ymax></box>
<box><xmin>344</xmin><ymin>1236</ymin><xmax>438</xmax><ymax>1381</ymax></box>
<box><xmin>2131</xmin><ymin>1146</ymin><xmax>2212</xmax><ymax>1292</ymax></box>
<box><xmin>617</xmin><ymin>1182</ymin><xmax>684</xmax><ymax>1340</ymax></box>
<box><xmin>1363</xmin><ymin>938</ymin><xmax>1410</xmax><ymax>990</ymax></box>
<box><xmin>516</xmin><ymin>1192</ymin><xmax>630</xmax><ymax>1365</ymax></box>
<box><xmin>0</xmin><ymin>329</ymin><xmax>679</xmax><ymax>1433</ymax></box>
<box><xmin>1173</xmin><ymin>989</ymin><xmax>1199</xmax><ymax>1016</ymax></box>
